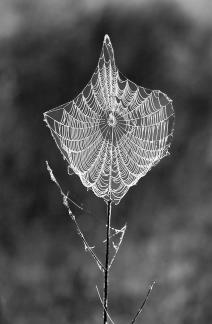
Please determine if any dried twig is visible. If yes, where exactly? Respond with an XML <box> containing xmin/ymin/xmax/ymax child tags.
<box><xmin>103</xmin><ymin>200</ymin><xmax>112</xmax><ymax>323</ymax></box>
<box><xmin>46</xmin><ymin>160</ymin><xmax>105</xmax><ymax>272</ymax></box>
<box><xmin>96</xmin><ymin>285</ymin><xmax>116</xmax><ymax>324</ymax></box>
<box><xmin>130</xmin><ymin>281</ymin><xmax>156</xmax><ymax>324</ymax></box>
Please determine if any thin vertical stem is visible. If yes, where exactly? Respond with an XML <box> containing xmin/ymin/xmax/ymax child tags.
<box><xmin>103</xmin><ymin>200</ymin><xmax>112</xmax><ymax>324</ymax></box>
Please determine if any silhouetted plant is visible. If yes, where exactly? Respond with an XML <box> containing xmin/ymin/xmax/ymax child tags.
<box><xmin>44</xmin><ymin>35</ymin><xmax>174</xmax><ymax>323</ymax></box>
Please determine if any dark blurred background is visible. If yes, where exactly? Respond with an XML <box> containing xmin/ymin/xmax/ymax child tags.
<box><xmin>0</xmin><ymin>0</ymin><xmax>212</xmax><ymax>323</ymax></box>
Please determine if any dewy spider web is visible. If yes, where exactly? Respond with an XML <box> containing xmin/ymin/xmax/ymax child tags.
<box><xmin>44</xmin><ymin>35</ymin><xmax>174</xmax><ymax>205</ymax></box>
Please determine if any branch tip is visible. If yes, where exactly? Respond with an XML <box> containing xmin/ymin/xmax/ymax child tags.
<box><xmin>130</xmin><ymin>280</ymin><xmax>156</xmax><ymax>324</ymax></box>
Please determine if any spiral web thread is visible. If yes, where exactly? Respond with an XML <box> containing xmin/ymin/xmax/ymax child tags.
<box><xmin>44</xmin><ymin>35</ymin><xmax>174</xmax><ymax>205</ymax></box>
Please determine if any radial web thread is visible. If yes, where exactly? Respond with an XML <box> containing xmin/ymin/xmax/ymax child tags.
<box><xmin>44</xmin><ymin>35</ymin><xmax>175</xmax><ymax>205</ymax></box>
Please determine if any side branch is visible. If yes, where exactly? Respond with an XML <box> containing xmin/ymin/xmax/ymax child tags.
<box><xmin>130</xmin><ymin>281</ymin><xmax>156</xmax><ymax>324</ymax></box>
<box><xmin>45</xmin><ymin>160</ymin><xmax>105</xmax><ymax>272</ymax></box>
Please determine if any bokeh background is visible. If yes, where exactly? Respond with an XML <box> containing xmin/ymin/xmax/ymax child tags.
<box><xmin>0</xmin><ymin>0</ymin><xmax>212</xmax><ymax>323</ymax></box>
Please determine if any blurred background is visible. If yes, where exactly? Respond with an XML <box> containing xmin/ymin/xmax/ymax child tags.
<box><xmin>0</xmin><ymin>0</ymin><xmax>212</xmax><ymax>323</ymax></box>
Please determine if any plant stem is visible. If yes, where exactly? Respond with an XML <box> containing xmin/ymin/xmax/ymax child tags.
<box><xmin>103</xmin><ymin>200</ymin><xmax>112</xmax><ymax>324</ymax></box>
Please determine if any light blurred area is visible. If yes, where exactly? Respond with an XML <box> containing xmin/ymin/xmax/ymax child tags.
<box><xmin>0</xmin><ymin>0</ymin><xmax>212</xmax><ymax>39</ymax></box>
<box><xmin>0</xmin><ymin>0</ymin><xmax>212</xmax><ymax>323</ymax></box>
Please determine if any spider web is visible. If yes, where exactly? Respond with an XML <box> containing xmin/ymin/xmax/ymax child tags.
<box><xmin>44</xmin><ymin>35</ymin><xmax>174</xmax><ymax>205</ymax></box>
